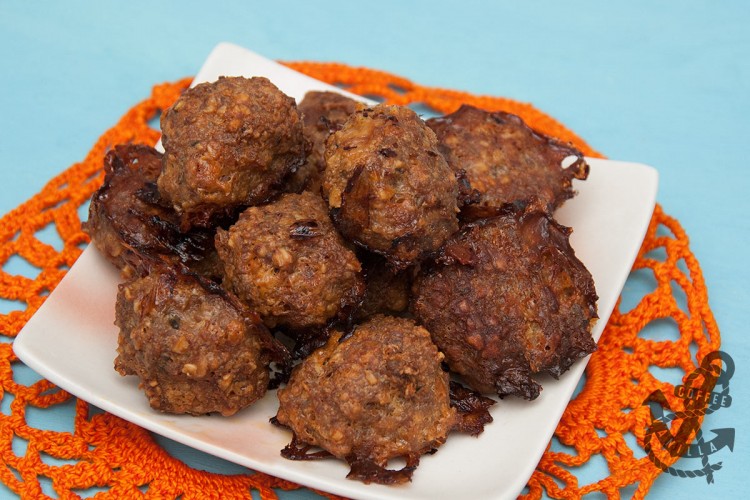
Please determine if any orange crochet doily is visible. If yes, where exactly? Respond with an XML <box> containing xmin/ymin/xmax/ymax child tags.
<box><xmin>0</xmin><ymin>63</ymin><xmax>720</xmax><ymax>499</ymax></box>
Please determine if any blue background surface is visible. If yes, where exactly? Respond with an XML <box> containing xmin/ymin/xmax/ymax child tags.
<box><xmin>1</xmin><ymin>1</ymin><xmax>747</xmax><ymax>498</ymax></box>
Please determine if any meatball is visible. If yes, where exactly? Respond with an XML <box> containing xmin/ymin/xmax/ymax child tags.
<box><xmin>158</xmin><ymin>76</ymin><xmax>305</xmax><ymax>229</ymax></box>
<box><xmin>285</xmin><ymin>91</ymin><xmax>359</xmax><ymax>194</ymax></box>
<box><xmin>412</xmin><ymin>210</ymin><xmax>598</xmax><ymax>400</ymax></box>
<box><xmin>275</xmin><ymin>315</ymin><xmax>456</xmax><ymax>484</ymax></box>
<box><xmin>114</xmin><ymin>267</ymin><xmax>281</xmax><ymax>416</ymax></box>
<box><xmin>215</xmin><ymin>191</ymin><xmax>364</xmax><ymax>334</ymax></box>
<box><xmin>426</xmin><ymin>105</ymin><xmax>589</xmax><ymax>216</ymax></box>
<box><xmin>323</xmin><ymin>104</ymin><xmax>460</xmax><ymax>270</ymax></box>
<box><xmin>84</xmin><ymin>144</ymin><xmax>211</xmax><ymax>277</ymax></box>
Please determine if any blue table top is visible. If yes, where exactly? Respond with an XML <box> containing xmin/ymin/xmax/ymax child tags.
<box><xmin>1</xmin><ymin>1</ymin><xmax>747</xmax><ymax>498</ymax></box>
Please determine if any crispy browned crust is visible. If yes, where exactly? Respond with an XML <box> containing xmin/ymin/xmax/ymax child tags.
<box><xmin>275</xmin><ymin>315</ymin><xmax>456</xmax><ymax>484</ymax></box>
<box><xmin>427</xmin><ymin>104</ymin><xmax>589</xmax><ymax>217</ymax></box>
<box><xmin>449</xmin><ymin>381</ymin><xmax>496</xmax><ymax>436</ymax></box>
<box><xmin>412</xmin><ymin>210</ymin><xmax>598</xmax><ymax>400</ymax></box>
<box><xmin>323</xmin><ymin>105</ymin><xmax>460</xmax><ymax>270</ymax></box>
<box><xmin>215</xmin><ymin>191</ymin><xmax>365</xmax><ymax>333</ymax></box>
<box><xmin>345</xmin><ymin>454</ymin><xmax>421</xmax><ymax>485</ymax></box>
<box><xmin>114</xmin><ymin>265</ymin><xmax>285</xmax><ymax>416</ymax></box>
<box><xmin>158</xmin><ymin>76</ymin><xmax>305</xmax><ymax>229</ymax></box>
<box><xmin>84</xmin><ymin>144</ymin><xmax>212</xmax><ymax>278</ymax></box>
<box><xmin>285</xmin><ymin>91</ymin><xmax>359</xmax><ymax>194</ymax></box>
<box><xmin>355</xmin><ymin>252</ymin><xmax>412</xmax><ymax>321</ymax></box>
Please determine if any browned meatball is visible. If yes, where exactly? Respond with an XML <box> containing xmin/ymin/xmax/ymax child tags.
<box><xmin>114</xmin><ymin>267</ymin><xmax>281</xmax><ymax>416</ymax></box>
<box><xmin>412</xmin><ymin>210</ymin><xmax>598</xmax><ymax>400</ymax></box>
<box><xmin>84</xmin><ymin>144</ymin><xmax>211</xmax><ymax>277</ymax></box>
<box><xmin>285</xmin><ymin>91</ymin><xmax>359</xmax><ymax>194</ymax></box>
<box><xmin>215</xmin><ymin>191</ymin><xmax>364</xmax><ymax>333</ymax></box>
<box><xmin>158</xmin><ymin>76</ymin><xmax>305</xmax><ymax>229</ymax></box>
<box><xmin>323</xmin><ymin>104</ymin><xmax>460</xmax><ymax>270</ymax></box>
<box><xmin>426</xmin><ymin>105</ymin><xmax>589</xmax><ymax>216</ymax></box>
<box><xmin>275</xmin><ymin>315</ymin><xmax>456</xmax><ymax>484</ymax></box>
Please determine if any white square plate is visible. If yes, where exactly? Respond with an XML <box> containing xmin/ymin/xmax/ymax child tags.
<box><xmin>13</xmin><ymin>43</ymin><xmax>658</xmax><ymax>500</ymax></box>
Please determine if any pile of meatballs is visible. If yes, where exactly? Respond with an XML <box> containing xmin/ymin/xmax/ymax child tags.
<box><xmin>85</xmin><ymin>76</ymin><xmax>598</xmax><ymax>484</ymax></box>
